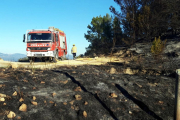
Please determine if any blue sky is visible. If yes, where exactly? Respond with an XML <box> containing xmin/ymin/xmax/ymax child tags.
<box><xmin>0</xmin><ymin>0</ymin><xmax>119</xmax><ymax>56</ymax></box>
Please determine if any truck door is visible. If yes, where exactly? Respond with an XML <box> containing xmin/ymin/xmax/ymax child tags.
<box><xmin>59</xmin><ymin>35</ymin><xmax>65</xmax><ymax>49</ymax></box>
<box><xmin>55</xmin><ymin>34</ymin><xmax>59</xmax><ymax>47</ymax></box>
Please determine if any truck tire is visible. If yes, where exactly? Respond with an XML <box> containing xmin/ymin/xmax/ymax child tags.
<box><xmin>52</xmin><ymin>50</ymin><xmax>58</xmax><ymax>63</ymax></box>
<box><xmin>28</xmin><ymin>57</ymin><xmax>35</xmax><ymax>62</ymax></box>
<box><xmin>60</xmin><ymin>52</ymin><xmax>66</xmax><ymax>61</ymax></box>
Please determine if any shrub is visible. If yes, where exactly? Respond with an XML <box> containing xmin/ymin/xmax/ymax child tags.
<box><xmin>151</xmin><ymin>36</ymin><xmax>167</xmax><ymax>58</ymax></box>
<box><xmin>18</xmin><ymin>57</ymin><xmax>29</xmax><ymax>62</ymax></box>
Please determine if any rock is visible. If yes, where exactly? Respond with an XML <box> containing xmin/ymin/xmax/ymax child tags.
<box><xmin>7</xmin><ymin>111</ymin><xmax>16</xmax><ymax>119</ymax></box>
<box><xmin>49</xmin><ymin>101</ymin><xmax>54</xmax><ymax>104</ymax></box>
<box><xmin>60</xmin><ymin>80</ymin><xmax>68</xmax><ymax>84</ymax></box>
<box><xmin>110</xmin><ymin>67</ymin><xmax>116</xmax><ymax>74</ymax></box>
<box><xmin>0</xmin><ymin>58</ymin><xmax>3</xmax><ymax>61</ymax></box>
<box><xmin>124</xmin><ymin>67</ymin><xmax>134</xmax><ymax>75</ymax></box>
<box><xmin>164</xmin><ymin>41</ymin><xmax>180</xmax><ymax>53</ymax></box>
<box><xmin>84</xmin><ymin>101</ymin><xmax>88</xmax><ymax>105</ymax></box>
<box><xmin>0</xmin><ymin>93</ymin><xmax>6</xmax><ymax>97</ymax></box>
<box><xmin>71</xmin><ymin>106</ymin><xmax>74</xmax><ymax>109</ymax></box>
<box><xmin>12</xmin><ymin>91</ymin><xmax>17</xmax><ymax>96</ymax></box>
<box><xmin>19</xmin><ymin>103</ymin><xmax>27</xmax><ymax>112</ymax></box>
<box><xmin>52</xmin><ymin>93</ymin><xmax>56</xmax><ymax>97</ymax></box>
<box><xmin>0</xmin><ymin>84</ymin><xmax>5</xmax><ymax>88</ymax></box>
<box><xmin>33</xmin><ymin>96</ymin><xmax>36</xmax><ymax>100</ymax></box>
<box><xmin>54</xmin><ymin>103</ymin><xmax>57</xmax><ymax>106</ymax></box>
<box><xmin>31</xmin><ymin>101</ymin><xmax>38</xmax><ymax>106</ymax></box>
<box><xmin>110</xmin><ymin>93</ymin><xmax>118</xmax><ymax>98</ymax></box>
<box><xmin>75</xmin><ymin>94</ymin><xmax>82</xmax><ymax>100</ymax></box>
<box><xmin>63</xmin><ymin>102</ymin><xmax>67</xmax><ymax>105</ymax></box>
<box><xmin>23</xmin><ymin>80</ymin><xmax>28</xmax><ymax>82</ymax></box>
<box><xmin>72</xmin><ymin>71</ymin><xmax>76</xmax><ymax>73</ymax></box>
<box><xmin>129</xmin><ymin>111</ymin><xmax>132</xmax><ymax>114</ymax></box>
<box><xmin>17</xmin><ymin>116</ymin><xmax>21</xmax><ymax>119</ymax></box>
<box><xmin>11</xmin><ymin>63</ymin><xmax>18</xmax><ymax>69</ymax></box>
<box><xmin>19</xmin><ymin>98</ymin><xmax>24</xmax><ymax>102</ymax></box>
<box><xmin>159</xmin><ymin>101</ymin><xmax>164</xmax><ymax>104</ymax></box>
<box><xmin>0</xmin><ymin>97</ymin><xmax>5</xmax><ymax>101</ymax></box>
<box><xmin>126</xmin><ymin>50</ymin><xmax>131</xmax><ymax>55</ymax></box>
<box><xmin>74</xmin><ymin>86</ymin><xmax>82</xmax><ymax>91</ymax></box>
<box><xmin>83</xmin><ymin>111</ymin><xmax>87</xmax><ymax>117</ymax></box>
<box><xmin>41</xmin><ymin>81</ymin><xmax>45</xmax><ymax>84</ymax></box>
<box><xmin>69</xmin><ymin>100</ymin><xmax>74</xmax><ymax>105</ymax></box>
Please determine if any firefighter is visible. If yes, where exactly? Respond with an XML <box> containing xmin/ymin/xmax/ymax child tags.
<box><xmin>71</xmin><ymin>44</ymin><xmax>77</xmax><ymax>60</ymax></box>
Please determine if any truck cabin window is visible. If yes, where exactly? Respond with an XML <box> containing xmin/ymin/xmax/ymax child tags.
<box><xmin>27</xmin><ymin>33</ymin><xmax>52</xmax><ymax>41</ymax></box>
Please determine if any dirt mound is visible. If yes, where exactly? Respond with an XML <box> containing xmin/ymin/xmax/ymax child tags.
<box><xmin>0</xmin><ymin>65</ymin><xmax>175</xmax><ymax>120</ymax></box>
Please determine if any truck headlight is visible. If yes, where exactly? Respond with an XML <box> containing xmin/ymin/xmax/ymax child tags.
<box><xmin>27</xmin><ymin>48</ymin><xmax>30</xmax><ymax>50</ymax></box>
<box><xmin>47</xmin><ymin>48</ymin><xmax>51</xmax><ymax>50</ymax></box>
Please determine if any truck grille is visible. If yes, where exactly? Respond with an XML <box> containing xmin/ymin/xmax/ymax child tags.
<box><xmin>29</xmin><ymin>47</ymin><xmax>49</xmax><ymax>50</ymax></box>
<box><xmin>34</xmin><ymin>54</ymin><xmax>45</xmax><ymax>57</ymax></box>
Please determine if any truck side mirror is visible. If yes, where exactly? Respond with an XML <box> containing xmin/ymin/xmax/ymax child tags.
<box><xmin>23</xmin><ymin>34</ymin><xmax>25</xmax><ymax>42</ymax></box>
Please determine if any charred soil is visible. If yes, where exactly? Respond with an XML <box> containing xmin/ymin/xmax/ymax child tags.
<box><xmin>0</xmin><ymin>62</ymin><xmax>175</xmax><ymax>120</ymax></box>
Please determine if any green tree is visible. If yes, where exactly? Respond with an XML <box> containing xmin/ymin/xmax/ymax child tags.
<box><xmin>84</xmin><ymin>14</ymin><xmax>113</xmax><ymax>55</ymax></box>
<box><xmin>151</xmin><ymin>36</ymin><xmax>167</xmax><ymax>58</ymax></box>
<box><xmin>110</xmin><ymin>0</ymin><xmax>140</xmax><ymax>46</ymax></box>
<box><xmin>112</xmin><ymin>17</ymin><xmax>122</xmax><ymax>45</ymax></box>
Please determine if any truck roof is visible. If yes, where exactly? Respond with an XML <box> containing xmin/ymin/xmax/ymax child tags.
<box><xmin>28</xmin><ymin>31</ymin><xmax>52</xmax><ymax>34</ymax></box>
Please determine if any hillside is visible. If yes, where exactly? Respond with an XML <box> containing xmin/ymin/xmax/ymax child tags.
<box><xmin>0</xmin><ymin>53</ymin><xmax>26</xmax><ymax>62</ymax></box>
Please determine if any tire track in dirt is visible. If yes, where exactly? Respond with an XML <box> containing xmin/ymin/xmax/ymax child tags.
<box><xmin>53</xmin><ymin>70</ymin><xmax>118</xmax><ymax>120</ymax></box>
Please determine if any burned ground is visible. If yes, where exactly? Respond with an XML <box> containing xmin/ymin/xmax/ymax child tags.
<box><xmin>0</xmin><ymin>64</ymin><xmax>175</xmax><ymax>120</ymax></box>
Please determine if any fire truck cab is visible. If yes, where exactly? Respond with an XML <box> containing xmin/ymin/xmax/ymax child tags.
<box><xmin>23</xmin><ymin>27</ymin><xmax>67</xmax><ymax>62</ymax></box>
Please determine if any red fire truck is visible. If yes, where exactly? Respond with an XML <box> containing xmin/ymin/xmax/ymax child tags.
<box><xmin>23</xmin><ymin>27</ymin><xmax>67</xmax><ymax>62</ymax></box>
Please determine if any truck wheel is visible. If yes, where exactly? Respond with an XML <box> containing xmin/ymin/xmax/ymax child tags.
<box><xmin>28</xmin><ymin>57</ymin><xmax>35</xmax><ymax>62</ymax></box>
<box><xmin>60</xmin><ymin>52</ymin><xmax>66</xmax><ymax>61</ymax></box>
<box><xmin>53</xmin><ymin>51</ymin><xmax>58</xmax><ymax>63</ymax></box>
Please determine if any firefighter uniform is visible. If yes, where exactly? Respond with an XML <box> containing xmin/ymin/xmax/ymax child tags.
<box><xmin>71</xmin><ymin>44</ymin><xmax>77</xmax><ymax>60</ymax></box>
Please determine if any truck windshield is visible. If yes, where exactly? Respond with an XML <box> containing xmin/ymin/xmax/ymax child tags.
<box><xmin>27</xmin><ymin>33</ymin><xmax>52</xmax><ymax>41</ymax></box>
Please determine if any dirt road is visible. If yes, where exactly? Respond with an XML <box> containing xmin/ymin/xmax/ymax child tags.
<box><xmin>0</xmin><ymin>57</ymin><xmax>124</xmax><ymax>69</ymax></box>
